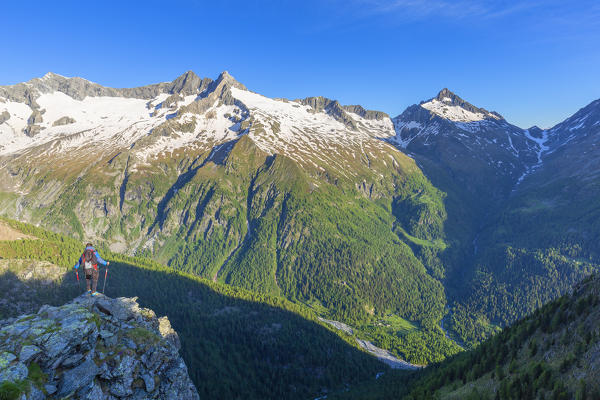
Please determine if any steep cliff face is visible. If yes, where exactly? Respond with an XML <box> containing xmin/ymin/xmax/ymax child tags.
<box><xmin>0</xmin><ymin>295</ymin><xmax>199</xmax><ymax>400</ymax></box>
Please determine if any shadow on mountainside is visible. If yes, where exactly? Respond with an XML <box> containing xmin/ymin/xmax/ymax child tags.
<box><xmin>0</xmin><ymin>259</ymin><xmax>386</xmax><ymax>400</ymax></box>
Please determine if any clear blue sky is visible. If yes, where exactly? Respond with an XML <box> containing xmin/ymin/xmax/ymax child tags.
<box><xmin>1</xmin><ymin>0</ymin><xmax>599</xmax><ymax>128</ymax></box>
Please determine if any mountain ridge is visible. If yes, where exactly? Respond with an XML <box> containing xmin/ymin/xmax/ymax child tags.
<box><xmin>1</xmin><ymin>70</ymin><xmax>600</xmax><ymax>361</ymax></box>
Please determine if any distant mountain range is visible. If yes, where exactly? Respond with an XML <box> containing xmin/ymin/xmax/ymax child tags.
<box><xmin>1</xmin><ymin>71</ymin><xmax>599</xmax><ymax>355</ymax></box>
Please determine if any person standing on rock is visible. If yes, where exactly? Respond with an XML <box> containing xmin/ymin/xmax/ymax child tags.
<box><xmin>73</xmin><ymin>243</ymin><xmax>109</xmax><ymax>296</ymax></box>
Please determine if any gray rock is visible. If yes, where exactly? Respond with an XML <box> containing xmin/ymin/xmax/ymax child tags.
<box><xmin>23</xmin><ymin>124</ymin><xmax>41</xmax><ymax>137</ymax></box>
<box><xmin>0</xmin><ymin>110</ymin><xmax>9</xmax><ymax>124</ymax></box>
<box><xmin>0</xmin><ymin>351</ymin><xmax>17</xmax><ymax>368</ymax></box>
<box><xmin>295</xmin><ymin>96</ymin><xmax>358</xmax><ymax>130</ymax></box>
<box><xmin>103</xmin><ymin>335</ymin><xmax>118</xmax><ymax>347</ymax></box>
<box><xmin>343</xmin><ymin>104</ymin><xmax>389</xmax><ymax>121</ymax></box>
<box><xmin>109</xmin><ymin>380</ymin><xmax>132</xmax><ymax>397</ymax></box>
<box><xmin>112</xmin><ymin>354</ymin><xmax>136</xmax><ymax>378</ymax></box>
<box><xmin>99</xmin><ymin>329</ymin><xmax>114</xmax><ymax>339</ymax></box>
<box><xmin>123</xmin><ymin>338</ymin><xmax>137</xmax><ymax>350</ymax></box>
<box><xmin>57</xmin><ymin>358</ymin><xmax>99</xmax><ymax>398</ymax></box>
<box><xmin>18</xmin><ymin>345</ymin><xmax>41</xmax><ymax>364</ymax></box>
<box><xmin>40</xmin><ymin>331</ymin><xmax>71</xmax><ymax>359</ymax></box>
<box><xmin>0</xmin><ymin>361</ymin><xmax>28</xmax><ymax>383</ymax></box>
<box><xmin>82</xmin><ymin>382</ymin><xmax>104</xmax><ymax>400</ymax></box>
<box><xmin>93</xmin><ymin>296</ymin><xmax>137</xmax><ymax>321</ymax></box>
<box><xmin>44</xmin><ymin>384</ymin><xmax>57</xmax><ymax>395</ymax></box>
<box><xmin>26</xmin><ymin>384</ymin><xmax>45</xmax><ymax>400</ymax></box>
<box><xmin>52</xmin><ymin>116</ymin><xmax>76</xmax><ymax>126</ymax></box>
<box><xmin>61</xmin><ymin>353</ymin><xmax>84</xmax><ymax>367</ymax></box>
<box><xmin>27</xmin><ymin>110</ymin><xmax>43</xmax><ymax>125</ymax></box>
<box><xmin>142</xmin><ymin>372</ymin><xmax>155</xmax><ymax>392</ymax></box>
<box><xmin>158</xmin><ymin>316</ymin><xmax>180</xmax><ymax>350</ymax></box>
<box><xmin>98</xmin><ymin>362</ymin><xmax>112</xmax><ymax>380</ymax></box>
<box><xmin>0</xmin><ymin>295</ymin><xmax>199</xmax><ymax>400</ymax></box>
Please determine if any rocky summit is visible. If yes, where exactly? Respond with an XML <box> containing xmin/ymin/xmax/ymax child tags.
<box><xmin>0</xmin><ymin>294</ymin><xmax>199</xmax><ymax>400</ymax></box>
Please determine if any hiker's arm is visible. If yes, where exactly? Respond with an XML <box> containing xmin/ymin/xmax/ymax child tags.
<box><xmin>73</xmin><ymin>255</ymin><xmax>82</xmax><ymax>269</ymax></box>
<box><xmin>95</xmin><ymin>252</ymin><xmax>108</xmax><ymax>266</ymax></box>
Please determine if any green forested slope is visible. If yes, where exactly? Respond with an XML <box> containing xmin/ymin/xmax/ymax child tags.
<box><xmin>333</xmin><ymin>274</ymin><xmax>600</xmax><ymax>400</ymax></box>
<box><xmin>0</xmin><ymin>218</ymin><xmax>386</xmax><ymax>400</ymax></box>
<box><xmin>450</xmin><ymin>118</ymin><xmax>600</xmax><ymax>346</ymax></box>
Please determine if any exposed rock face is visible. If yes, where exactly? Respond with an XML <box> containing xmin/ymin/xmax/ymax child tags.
<box><xmin>27</xmin><ymin>110</ymin><xmax>44</xmax><ymax>125</ymax></box>
<box><xmin>0</xmin><ymin>70</ymin><xmax>239</xmax><ymax>108</ymax></box>
<box><xmin>52</xmin><ymin>116</ymin><xmax>76</xmax><ymax>126</ymax></box>
<box><xmin>296</xmin><ymin>96</ymin><xmax>359</xmax><ymax>129</ymax></box>
<box><xmin>342</xmin><ymin>105</ymin><xmax>389</xmax><ymax>121</ymax></box>
<box><xmin>0</xmin><ymin>295</ymin><xmax>199</xmax><ymax>400</ymax></box>
<box><xmin>0</xmin><ymin>110</ymin><xmax>9</xmax><ymax>124</ymax></box>
<box><xmin>23</xmin><ymin>125</ymin><xmax>42</xmax><ymax>137</ymax></box>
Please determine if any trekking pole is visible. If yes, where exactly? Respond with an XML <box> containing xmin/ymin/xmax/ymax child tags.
<box><xmin>76</xmin><ymin>269</ymin><xmax>81</xmax><ymax>290</ymax></box>
<box><xmin>102</xmin><ymin>262</ymin><xmax>109</xmax><ymax>294</ymax></box>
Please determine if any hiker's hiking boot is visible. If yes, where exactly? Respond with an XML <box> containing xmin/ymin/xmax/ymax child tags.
<box><xmin>91</xmin><ymin>292</ymin><xmax>99</xmax><ymax>296</ymax></box>
<box><xmin>87</xmin><ymin>290</ymin><xmax>92</xmax><ymax>295</ymax></box>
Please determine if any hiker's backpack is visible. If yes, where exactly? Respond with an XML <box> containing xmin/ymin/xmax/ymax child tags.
<box><xmin>83</xmin><ymin>248</ymin><xmax>98</xmax><ymax>270</ymax></box>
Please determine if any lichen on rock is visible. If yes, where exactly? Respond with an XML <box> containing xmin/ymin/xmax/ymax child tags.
<box><xmin>0</xmin><ymin>294</ymin><xmax>199</xmax><ymax>399</ymax></box>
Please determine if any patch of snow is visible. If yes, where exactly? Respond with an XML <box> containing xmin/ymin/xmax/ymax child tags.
<box><xmin>514</xmin><ymin>129</ymin><xmax>549</xmax><ymax>187</ymax></box>
<box><xmin>0</xmin><ymin>91</ymin><xmax>171</xmax><ymax>156</ymax></box>
<box><xmin>569</xmin><ymin>121</ymin><xmax>586</xmax><ymax>131</ymax></box>
<box><xmin>421</xmin><ymin>99</ymin><xmax>500</xmax><ymax>123</ymax></box>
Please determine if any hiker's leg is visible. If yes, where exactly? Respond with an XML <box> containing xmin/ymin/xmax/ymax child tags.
<box><xmin>86</xmin><ymin>273</ymin><xmax>92</xmax><ymax>291</ymax></box>
<box><xmin>92</xmin><ymin>268</ymin><xmax>99</xmax><ymax>292</ymax></box>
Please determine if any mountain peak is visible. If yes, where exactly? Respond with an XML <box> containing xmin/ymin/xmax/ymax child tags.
<box><xmin>41</xmin><ymin>71</ymin><xmax>67</xmax><ymax>80</ymax></box>
<box><xmin>215</xmin><ymin>70</ymin><xmax>246</xmax><ymax>90</ymax></box>
<box><xmin>169</xmin><ymin>70</ymin><xmax>204</xmax><ymax>95</ymax></box>
<box><xmin>435</xmin><ymin>88</ymin><xmax>462</xmax><ymax>103</ymax></box>
<box><xmin>420</xmin><ymin>88</ymin><xmax>503</xmax><ymax>123</ymax></box>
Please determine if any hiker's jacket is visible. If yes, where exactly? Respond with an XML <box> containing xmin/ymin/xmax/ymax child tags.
<box><xmin>74</xmin><ymin>246</ymin><xmax>108</xmax><ymax>270</ymax></box>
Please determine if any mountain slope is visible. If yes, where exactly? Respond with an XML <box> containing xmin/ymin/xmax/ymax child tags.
<box><xmin>406</xmin><ymin>273</ymin><xmax>600</xmax><ymax>400</ymax></box>
<box><xmin>0</xmin><ymin>218</ymin><xmax>386</xmax><ymax>400</ymax></box>
<box><xmin>457</xmin><ymin>98</ymin><xmax>600</xmax><ymax>345</ymax></box>
<box><xmin>0</xmin><ymin>72</ymin><xmax>454</xmax><ymax>356</ymax></box>
<box><xmin>332</xmin><ymin>273</ymin><xmax>600</xmax><ymax>400</ymax></box>
<box><xmin>2</xmin><ymin>71</ymin><xmax>600</xmax><ymax>360</ymax></box>
<box><xmin>388</xmin><ymin>89</ymin><xmax>600</xmax><ymax>346</ymax></box>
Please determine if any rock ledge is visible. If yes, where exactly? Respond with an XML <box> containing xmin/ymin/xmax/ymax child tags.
<box><xmin>0</xmin><ymin>294</ymin><xmax>199</xmax><ymax>399</ymax></box>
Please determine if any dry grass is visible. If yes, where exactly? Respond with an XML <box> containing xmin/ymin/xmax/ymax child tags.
<box><xmin>0</xmin><ymin>221</ymin><xmax>36</xmax><ymax>241</ymax></box>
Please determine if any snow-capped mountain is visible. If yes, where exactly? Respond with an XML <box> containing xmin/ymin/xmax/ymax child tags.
<box><xmin>545</xmin><ymin>98</ymin><xmax>600</xmax><ymax>152</ymax></box>
<box><xmin>0</xmin><ymin>71</ymin><xmax>446</xmax><ymax>325</ymax></box>
<box><xmin>389</xmin><ymin>88</ymin><xmax>542</xmax><ymax>186</ymax></box>
<box><xmin>0</xmin><ymin>71</ymin><xmax>398</xmax><ymax>183</ymax></box>
<box><xmin>2</xmin><ymin>70</ymin><xmax>600</xmax><ymax>350</ymax></box>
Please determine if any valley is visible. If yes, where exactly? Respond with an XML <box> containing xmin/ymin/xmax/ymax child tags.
<box><xmin>1</xmin><ymin>70</ymin><xmax>600</xmax><ymax>398</ymax></box>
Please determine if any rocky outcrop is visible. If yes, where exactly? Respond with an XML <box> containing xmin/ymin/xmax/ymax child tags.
<box><xmin>0</xmin><ymin>295</ymin><xmax>199</xmax><ymax>399</ymax></box>
<box><xmin>27</xmin><ymin>110</ymin><xmax>44</xmax><ymax>125</ymax></box>
<box><xmin>0</xmin><ymin>110</ymin><xmax>10</xmax><ymax>124</ymax></box>
<box><xmin>52</xmin><ymin>116</ymin><xmax>76</xmax><ymax>126</ymax></box>
<box><xmin>296</xmin><ymin>96</ymin><xmax>359</xmax><ymax>130</ymax></box>
<box><xmin>342</xmin><ymin>105</ymin><xmax>389</xmax><ymax>121</ymax></box>
<box><xmin>23</xmin><ymin>125</ymin><xmax>42</xmax><ymax>137</ymax></box>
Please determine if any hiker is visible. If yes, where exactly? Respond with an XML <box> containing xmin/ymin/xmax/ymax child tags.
<box><xmin>73</xmin><ymin>243</ymin><xmax>109</xmax><ymax>296</ymax></box>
